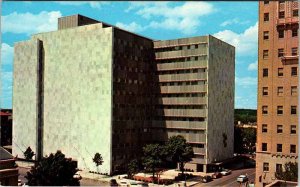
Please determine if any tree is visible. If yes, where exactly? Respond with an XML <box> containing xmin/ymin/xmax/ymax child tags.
<box><xmin>275</xmin><ymin>162</ymin><xmax>298</xmax><ymax>182</ymax></box>
<box><xmin>93</xmin><ymin>153</ymin><xmax>104</xmax><ymax>166</ymax></box>
<box><xmin>165</xmin><ymin>135</ymin><xmax>194</xmax><ymax>175</ymax></box>
<box><xmin>24</xmin><ymin>146</ymin><xmax>35</xmax><ymax>160</ymax></box>
<box><xmin>142</xmin><ymin>144</ymin><xmax>164</xmax><ymax>178</ymax></box>
<box><xmin>127</xmin><ymin>159</ymin><xmax>140</xmax><ymax>179</ymax></box>
<box><xmin>25</xmin><ymin>150</ymin><xmax>80</xmax><ymax>186</ymax></box>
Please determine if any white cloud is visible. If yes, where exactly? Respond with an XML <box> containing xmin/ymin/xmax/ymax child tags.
<box><xmin>126</xmin><ymin>2</ymin><xmax>215</xmax><ymax>35</ymax></box>
<box><xmin>235</xmin><ymin>77</ymin><xmax>257</xmax><ymax>86</ymax></box>
<box><xmin>235</xmin><ymin>94</ymin><xmax>257</xmax><ymax>109</ymax></box>
<box><xmin>1</xmin><ymin>71</ymin><xmax>13</xmax><ymax>108</ymax></box>
<box><xmin>2</xmin><ymin>11</ymin><xmax>62</xmax><ymax>35</ymax></box>
<box><xmin>57</xmin><ymin>2</ymin><xmax>109</xmax><ymax>9</ymax></box>
<box><xmin>1</xmin><ymin>43</ymin><xmax>13</xmax><ymax>65</ymax></box>
<box><xmin>220</xmin><ymin>18</ymin><xmax>250</xmax><ymax>27</ymax></box>
<box><xmin>248</xmin><ymin>61</ymin><xmax>258</xmax><ymax>71</ymax></box>
<box><xmin>116</xmin><ymin>22</ymin><xmax>145</xmax><ymax>33</ymax></box>
<box><xmin>213</xmin><ymin>22</ymin><xmax>258</xmax><ymax>56</ymax></box>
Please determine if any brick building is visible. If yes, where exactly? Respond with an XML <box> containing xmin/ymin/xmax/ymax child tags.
<box><xmin>256</xmin><ymin>1</ymin><xmax>298</xmax><ymax>186</ymax></box>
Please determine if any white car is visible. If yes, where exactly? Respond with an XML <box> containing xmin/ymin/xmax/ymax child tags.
<box><xmin>237</xmin><ymin>175</ymin><xmax>248</xmax><ymax>183</ymax></box>
<box><xmin>220</xmin><ymin>169</ymin><xmax>232</xmax><ymax>176</ymax></box>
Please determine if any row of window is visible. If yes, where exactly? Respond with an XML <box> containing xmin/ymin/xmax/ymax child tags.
<box><xmin>161</xmin><ymin>93</ymin><xmax>206</xmax><ymax>97</ymax></box>
<box><xmin>156</xmin><ymin>56</ymin><xmax>206</xmax><ymax>64</ymax></box>
<box><xmin>154</xmin><ymin>116</ymin><xmax>206</xmax><ymax>121</ymax></box>
<box><xmin>263</xmin><ymin>29</ymin><xmax>298</xmax><ymax>40</ymax></box>
<box><xmin>261</xmin><ymin>143</ymin><xmax>297</xmax><ymax>154</ymax></box>
<box><xmin>264</xmin><ymin>10</ymin><xmax>298</xmax><ymax>21</ymax></box>
<box><xmin>263</xmin><ymin>163</ymin><xmax>290</xmax><ymax>173</ymax></box>
<box><xmin>264</xmin><ymin>0</ymin><xmax>297</xmax><ymax>5</ymax></box>
<box><xmin>262</xmin><ymin>86</ymin><xmax>297</xmax><ymax>96</ymax></box>
<box><xmin>262</xmin><ymin>67</ymin><xmax>298</xmax><ymax>77</ymax></box>
<box><xmin>159</xmin><ymin>81</ymin><xmax>207</xmax><ymax>86</ymax></box>
<box><xmin>262</xmin><ymin>124</ymin><xmax>297</xmax><ymax>134</ymax></box>
<box><xmin>168</xmin><ymin>129</ymin><xmax>205</xmax><ymax>134</ymax></box>
<box><xmin>156</xmin><ymin>105</ymin><xmax>206</xmax><ymax>109</ymax></box>
<box><xmin>155</xmin><ymin>44</ymin><xmax>202</xmax><ymax>52</ymax></box>
<box><xmin>156</xmin><ymin>69</ymin><xmax>206</xmax><ymax>75</ymax></box>
<box><xmin>263</xmin><ymin>48</ymin><xmax>298</xmax><ymax>59</ymax></box>
<box><xmin>262</xmin><ymin>105</ymin><xmax>297</xmax><ymax>115</ymax></box>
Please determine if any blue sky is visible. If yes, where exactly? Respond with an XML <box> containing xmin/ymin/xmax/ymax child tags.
<box><xmin>1</xmin><ymin>1</ymin><xmax>258</xmax><ymax>109</ymax></box>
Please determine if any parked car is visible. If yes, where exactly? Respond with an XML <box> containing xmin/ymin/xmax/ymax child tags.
<box><xmin>212</xmin><ymin>172</ymin><xmax>222</xmax><ymax>179</ymax></box>
<box><xmin>220</xmin><ymin>169</ymin><xmax>232</xmax><ymax>176</ymax></box>
<box><xmin>110</xmin><ymin>179</ymin><xmax>119</xmax><ymax>187</ymax></box>
<box><xmin>200</xmin><ymin>175</ymin><xmax>212</xmax><ymax>183</ymax></box>
<box><xmin>237</xmin><ymin>175</ymin><xmax>248</xmax><ymax>183</ymax></box>
<box><xmin>136</xmin><ymin>183</ymin><xmax>149</xmax><ymax>187</ymax></box>
<box><xmin>119</xmin><ymin>180</ymin><xmax>129</xmax><ymax>186</ymax></box>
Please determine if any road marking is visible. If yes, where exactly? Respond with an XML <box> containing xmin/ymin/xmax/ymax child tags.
<box><xmin>221</xmin><ymin>171</ymin><xmax>255</xmax><ymax>187</ymax></box>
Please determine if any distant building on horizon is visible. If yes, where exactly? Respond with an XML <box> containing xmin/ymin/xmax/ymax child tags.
<box><xmin>256</xmin><ymin>1</ymin><xmax>298</xmax><ymax>186</ymax></box>
<box><xmin>13</xmin><ymin>14</ymin><xmax>234</xmax><ymax>174</ymax></box>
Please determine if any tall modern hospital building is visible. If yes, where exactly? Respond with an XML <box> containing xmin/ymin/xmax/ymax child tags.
<box><xmin>13</xmin><ymin>14</ymin><xmax>235</xmax><ymax>174</ymax></box>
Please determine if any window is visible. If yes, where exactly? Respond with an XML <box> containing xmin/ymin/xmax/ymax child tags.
<box><xmin>278</xmin><ymin>68</ymin><xmax>283</xmax><ymax>77</ymax></box>
<box><xmin>278</xmin><ymin>30</ymin><xmax>284</xmax><ymax>38</ymax></box>
<box><xmin>291</xmin><ymin>106</ymin><xmax>297</xmax><ymax>115</ymax></box>
<box><xmin>187</xmin><ymin>45</ymin><xmax>190</xmax><ymax>49</ymax></box>
<box><xmin>263</xmin><ymin>87</ymin><xmax>269</xmax><ymax>96</ymax></box>
<box><xmin>292</xmin><ymin>29</ymin><xmax>298</xmax><ymax>37</ymax></box>
<box><xmin>291</xmin><ymin>125</ymin><xmax>297</xmax><ymax>134</ymax></box>
<box><xmin>263</xmin><ymin>163</ymin><xmax>269</xmax><ymax>171</ymax></box>
<box><xmin>263</xmin><ymin>50</ymin><xmax>269</xmax><ymax>59</ymax></box>
<box><xmin>195</xmin><ymin>45</ymin><xmax>198</xmax><ymax>49</ymax></box>
<box><xmin>278</xmin><ymin>49</ymin><xmax>284</xmax><ymax>57</ymax></box>
<box><xmin>262</xmin><ymin>143</ymin><xmax>268</xmax><ymax>151</ymax></box>
<box><xmin>263</xmin><ymin>69</ymin><xmax>269</xmax><ymax>77</ymax></box>
<box><xmin>291</xmin><ymin>86</ymin><xmax>297</xmax><ymax>96</ymax></box>
<box><xmin>293</xmin><ymin>9</ymin><xmax>298</xmax><ymax>17</ymax></box>
<box><xmin>291</xmin><ymin>67</ymin><xmax>298</xmax><ymax>76</ymax></box>
<box><xmin>290</xmin><ymin>145</ymin><xmax>296</xmax><ymax>153</ymax></box>
<box><xmin>277</xmin><ymin>106</ymin><xmax>283</xmax><ymax>115</ymax></box>
<box><xmin>279</xmin><ymin>11</ymin><xmax>285</xmax><ymax>19</ymax></box>
<box><xmin>277</xmin><ymin>125</ymin><xmax>283</xmax><ymax>133</ymax></box>
<box><xmin>277</xmin><ymin>87</ymin><xmax>283</xmax><ymax>96</ymax></box>
<box><xmin>264</xmin><ymin>0</ymin><xmax>269</xmax><ymax>4</ymax></box>
<box><xmin>262</xmin><ymin>106</ymin><xmax>268</xmax><ymax>114</ymax></box>
<box><xmin>292</xmin><ymin>47</ymin><xmax>298</xmax><ymax>56</ymax></box>
<box><xmin>263</xmin><ymin>31</ymin><xmax>269</xmax><ymax>40</ymax></box>
<box><xmin>279</xmin><ymin>0</ymin><xmax>285</xmax><ymax>3</ymax></box>
<box><xmin>276</xmin><ymin>164</ymin><xmax>283</xmax><ymax>172</ymax></box>
<box><xmin>277</xmin><ymin>144</ymin><xmax>282</xmax><ymax>152</ymax></box>
<box><xmin>262</xmin><ymin>124</ymin><xmax>268</xmax><ymax>133</ymax></box>
<box><xmin>264</xmin><ymin>13</ymin><xmax>269</xmax><ymax>21</ymax></box>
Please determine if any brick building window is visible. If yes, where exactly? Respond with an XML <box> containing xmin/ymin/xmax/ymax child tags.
<box><xmin>291</xmin><ymin>125</ymin><xmax>297</xmax><ymax>134</ymax></box>
<box><xmin>291</xmin><ymin>86</ymin><xmax>297</xmax><ymax>96</ymax></box>
<box><xmin>264</xmin><ymin>0</ymin><xmax>269</xmax><ymax>4</ymax></box>
<box><xmin>279</xmin><ymin>11</ymin><xmax>285</xmax><ymax>19</ymax></box>
<box><xmin>292</xmin><ymin>47</ymin><xmax>298</xmax><ymax>56</ymax></box>
<box><xmin>277</xmin><ymin>106</ymin><xmax>283</xmax><ymax>115</ymax></box>
<box><xmin>278</xmin><ymin>68</ymin><xmax>283</xmax><ymax>77</ymax></box>
<box><xmin>278</xmin><ymin>30</ymin><xmax>284</xmax><ymax>38</ymax></box>
<box><xmin>277</xmin><ymin>87</ymin><xmax>283</xmax><ymax>96</ymax></box>
<box><xmin>277</xmin><ymin>144</ymin><xmax>282</xmax><ymax>152</ymax></box>
<box><xmin>262</xmin><ymin>124</ymin><xmax>268</xmax><ymax>133</ymax></box>
<box><xmin>262</xmin><ymin>143</ymin><xmax>268</xmax><ymax>151</ymax></box>
<box><xmin>276</xmin><ymin>164</ymin><xmax>283</xmax><ymax>172</ymax></box>
<box><xmin>290</xmin><ymin>145</ymin><xmax>296</xmax><ymax>153</ymax></box>
<box><xmin>291</xmin><ymin>67</ymin><xmax>298</xmax><ymax>76</ymax></box>
<box><xmin>262</xmin><ymin>106</ymin><xmax>268</xmax><ymax>114</ymax></box>
<box><xmin>264</xmin><ymin>13</ymin><xmax>269</xmax><ymax>21</ymax></box>
<box><xmin>263</xmin><ymin>87</ymin><xmax>268</xmax><ymax>96</ymax></box>
<box><xmin>291</xmin><ymin>106</ymin><xmax>297</xmax><ymax>115</ymax></box>
<box><xmin>263</xmin><ymin>69</ymin><xmax>269</xmax><ymax>77</ymax></box>
<box><xmin>277</xmin><ymin>125</ymin><xmax>283</xmax><ymax>133</ymax></box>
<box><xmin>293</xmin><ymin>9</ymin><xmax>298</xmax><ymax>17</ymax></box>
<box><xmin>263</xmin><ymin>31</ymin><xmax>269</xmax><ymax>40</ymax></box>
<box><xmin>263</xmin><ymin>163</ymin><xmax>269</xmax><ymax>171</ymax></box>
<box><xmin>278</xmin><ymin>49</ymin><xmax>284</xmax><ymax>57</ymax></box>
<box><xmin>263</xmin><ymin>50</ymin><xmax>269</xmax><ymax>59</ymax></box>
<box><xmin>279</xmin><ymin>0</ymin><xmax>285</xmax><ymax>3</ymax></box>
<box><xmin>292</xmin><ymin>29</ymin><xmax>298</xmax><ymax>37</ymax></box>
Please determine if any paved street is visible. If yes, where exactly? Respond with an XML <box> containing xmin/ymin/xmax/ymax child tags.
<box><xmin>194</xmin><ymin>168</ymin><xmax>255</xmax><ymax>187</ymax></box>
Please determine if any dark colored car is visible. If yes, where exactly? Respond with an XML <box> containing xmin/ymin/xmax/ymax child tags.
<box><xmin>201</xmin><ymin>175</ymin><xmax>212</xmax><ymax>183</ymax></box>
<box><xmin>212</xmin><ymin>172</ymin><xmax>222</xmax><ymax>179</ymax></box>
